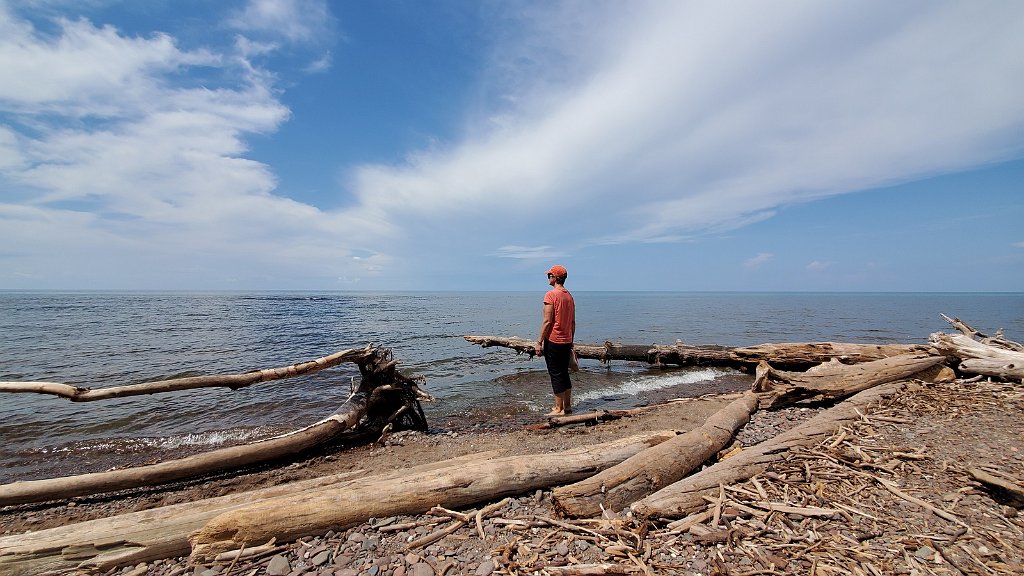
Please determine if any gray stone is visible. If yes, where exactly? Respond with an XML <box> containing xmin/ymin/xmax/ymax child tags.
<box><xmin>311</xmin><ymin>550</ymin><xmax>331</xmax><ymax>566</ymax></box>
<box><xmin>555</xmin><ymin>542</ymin><xmax>570</xmax><ymax>556</ymax></box>
<box><xmin>915</xmin><ymin>546</ymin><xmax>935</xmax><ymax>560</ymax></box>
<box><xmin>266</xmin><ymin>555</ymin><xmax>291</xmax><ymax>576</ymax></box>
<box><xmin>409</xmin><ymin>563</ymin><xmax>434</xmax><ymax>576</ymax></box>
<box><xmin>475</xmin><ymin>559</ymin><xmax>495</xmax><ymax>576</ymax></box>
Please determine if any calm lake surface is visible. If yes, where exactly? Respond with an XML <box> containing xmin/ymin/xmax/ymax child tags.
<box><xmin>1</xmin><ymin>291</ymin><xmax>1021</xmax><ymax>482</ymax></box>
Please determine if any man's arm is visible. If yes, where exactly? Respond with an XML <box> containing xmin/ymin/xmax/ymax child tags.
<box><xmin>536</xmin><ymin>302</ymin><xmax>554</xmax><ymax>355</ymax></box>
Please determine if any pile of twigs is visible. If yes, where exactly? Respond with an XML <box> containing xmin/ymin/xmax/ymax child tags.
<box><xmin>425</xmin><ymin>378</ymin><xmax>1024</xmax><ymax>576</ymax></box>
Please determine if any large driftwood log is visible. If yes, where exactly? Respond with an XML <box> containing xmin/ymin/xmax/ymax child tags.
<box><xmin>464</xmin><ymin>336</ymin><xmax>929</xmax><ymax>370</ymax></box>
<box><xmin>189</xmin><ymin>431</ymin><xmax>679</xmax><ymax>559</ymax></box>
<box><xmin>0</xmin><ymin>471</ymin><xmax>364</xmax><ymax>576</ymax></box>
<box><xmin>0</xmin><ymin>348</ymin><xmax>375</xmax><ymax>401</ymax></box>
<box><xmin>941</xmin><ymin>313</ymin><xmax>1024</xmax><ymax>352</ymax></box>
<box><xmin>551</xmin><ymin>392</ymin><xmax>759</xmax><ymax>518</ymax></box>
<box><xmin>0</xmin><ymin>347</ymin><xmax>428</xmax><ymax>506</ymax></box>
<box><xmin>630</xmin><ymin>380</ymin><xmax>913</xmax><ymax>520</ymax></box>
<box><xmin>751</xmin><ymin>353</ymin><xmax>946</xmax><ymax>409</ymax></box>
<box><xmin>0</xmin><ymin>452</ymin><xmax>505</xmax><ymax>576</ymax></box>
<box><xmin>930</xmin><ymin>332</ymin><xmax>1024</xmax><ymax>382</ymax></box>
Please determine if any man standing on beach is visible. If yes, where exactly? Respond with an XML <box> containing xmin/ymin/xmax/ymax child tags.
<box><xmin>535</xmin><ymin>265</ymin><xmax>576</xmax><ymax>416</ymax></box>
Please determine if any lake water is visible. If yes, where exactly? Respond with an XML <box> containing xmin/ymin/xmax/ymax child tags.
<box><xmin>1</xmin><ymin>291</ymin><xmax>1020</xmax><ymax>482</ymax></box>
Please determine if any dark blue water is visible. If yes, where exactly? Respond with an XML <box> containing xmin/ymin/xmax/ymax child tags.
<box><xmin>1</xmin><ymin>291</ymin><xmax>1021</xmax><ymax>482</ymax></box>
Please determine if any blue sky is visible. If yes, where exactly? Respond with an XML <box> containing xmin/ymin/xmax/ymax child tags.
<box><xmin>1</xmin><ymin>1</ymin><xmax>1022</xmax><ymax>292</ymax></box>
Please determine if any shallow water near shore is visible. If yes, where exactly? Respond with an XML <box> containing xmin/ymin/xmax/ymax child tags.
<box><xmin>1</xmin><ymin>290</ymin><xmax>1020</xmax><ymax>482</ymax></box>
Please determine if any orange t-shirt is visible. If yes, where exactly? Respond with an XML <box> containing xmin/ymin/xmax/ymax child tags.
<box><xmin>544</xmin><ymin>288</ymin><xmax>575</xmax><ymax>344</ymax></box>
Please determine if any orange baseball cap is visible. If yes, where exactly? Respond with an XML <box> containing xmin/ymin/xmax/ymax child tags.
<box><xmin>546</xmin><ymin>265</ymin><xmax>568</xmax><ymax>277</ymax></box>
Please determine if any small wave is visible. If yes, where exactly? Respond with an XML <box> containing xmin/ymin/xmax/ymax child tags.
<box><xmin>574</xmin><ymin>367</ymin><xmax>727</xmax><ymax>403</ymax></box>
<box><xmin>31</xmin><ymin>427</ymin><xmax>273</xmax><ymax>458</ymax></box>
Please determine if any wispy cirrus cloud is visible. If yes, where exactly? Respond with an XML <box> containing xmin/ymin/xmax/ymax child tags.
<box><xmin>1</xmin><ymin>1</ymin><xmax>1023</xmax><ymax>290</ymax></box>
<box><xmin>744</xmin><ymin>253</ymin><xmax>774</xmax><ymax>270</ymax></box>
<box><xmin>227</xmin><ymin>0</ymin><xmax>332</xmax><ymax>45</ymax></box>
<box><xmin>344</xmin><ymin>2</ymin><xmax>1024</xmax><ymax>261</ymax></box>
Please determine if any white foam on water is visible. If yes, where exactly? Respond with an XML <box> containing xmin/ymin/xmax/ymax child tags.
<box><xmin>41</xmin><ymin>428</ymin><xmax>272</xmax><ymax>457</ymax></box>
<box><xmin>151</xmin><ymin>428</ymin><xmax>268</xmax><ymax>449</ymax></box>
<box><xmin>574</xmin><ymin>367</ymin><xmax>727</xmax><ymax>403</ymax></box>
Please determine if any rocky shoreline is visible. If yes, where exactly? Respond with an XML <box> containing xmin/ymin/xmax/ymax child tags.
<box><xmin>2</xmin><ymin>381</ymin><xmax>1023</xmax><ymax>575</ymax></box>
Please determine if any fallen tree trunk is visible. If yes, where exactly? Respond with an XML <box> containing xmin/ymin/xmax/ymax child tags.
<box><xmin>730</xmin><ymin>342</ymin><xmax>932</xmax><ymax>367</ymax></box>
<box><xmin>552</xmin><ymin>392</ymin><xmax>759</xmax><ymax>518</ymax></box>
<box><xmin>0</xmin><ymin>471</ymin><xmax>363</xmax><ymax>576</ymax></box>
<box><xmin>930</xmin><ymin>331</ymin><xmax>1024</xmax><ymax>383</ymax></box>
<box><xmin>189</xmin><ymin>431</ymin><xmax>679</xmax><ymax>560</ymax></box>
<box><xmin>968</xmin><ymin>467</ymin><xmax>1024</xmax><ymax>509</ymax></box>
<box><xmin>941</xmin><ymin>313</ymin><xmax>1024</xmax><ymax>352</ymax></box>
<box><xmin>0</xmin><ymin>347</ymin><xmax>428</xmax><ymax>506</ymax></box>
<box><xmin>464</xmin><ymin>336</ymin><xmax>928</xmax><ymax>370</ymax></box>
<box><xmin>630</xmin><ymin>380</ymin><xmax>914</xmax><ymax>520</ymax></box>
<box><xmin>0</xmin><ymin>347</ymin><xmax>376</xmax><ymax>402</ymax></box>
<box><xmin>751</xmin><ymin>353</ymin><xmax>946</xmax><ymax>409</ymax></box>
<box><xmin>0</xmin><ymin>451</ymin><xmax>507</xmax><ymax>576</ymax></box>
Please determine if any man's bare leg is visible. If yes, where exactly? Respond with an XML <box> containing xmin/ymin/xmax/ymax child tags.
<box><xmin>560</xmin><ymin>389</ymin><xmax>572</xmax><ymax>414</ymax></box>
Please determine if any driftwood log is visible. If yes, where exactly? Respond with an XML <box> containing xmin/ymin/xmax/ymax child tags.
<box><xmin>751</xmin><ymin>353</ymin><xmax>947</xmax><ymax>409</ymax></box>
<box><xmin>552</xmin><ymin>392</ymin><xmax>759</xmax><ymax>518</ymax></box>
<box><xmin>930</xmin><ymin>334</ymin><xmax>1024</xmax><ymax>382</ymax></box>
<box><xmin>940</xmin><ymin>313</ymin><xmax>1024</xmax><ymax>352</ymax></box>
<box><xmin>928</xmin><ymin>314</ymin><xmax>1024</xmax><ymax>382</ymax></box>
<box><xmin>0</xmin><ymin>346</ymin><xmax>429</xmax><ymax>506</ymax></box>
<box><xmin>0</xmin><ymin>451</ymin><xmax>509</xmax><ymax>576</ymax></box>
<box><xmin>630</xmin><ymin>379</ymin><xmax>914</xmax><ymax>519</ymax></box>
<box><xmin>0</xmin><ymin>348</ymin><xmax>375</xmax><ymax>401</ymax></box>
<box><xmin>968</xmin><ymin>467</ymin><xmax>1024</xmax><ymax>509</ymax></box>
<box><xmin>188</xmin><ymin>431</ymin><xmax>679</xmax><ymax>559</ymax></box>
<box><xmin>464</xmin><ymin>335</ymin><xmax>929</xmax><ymax>370</ymax></box>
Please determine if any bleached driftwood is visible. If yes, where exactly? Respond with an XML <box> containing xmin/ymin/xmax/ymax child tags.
<box><xmin>0</xmin><ymin>348</ymin><xmax>375</xmax><ymax>401</ymax></box>
<box><xmin>0</xmin><ymin>451</ymin><xmax>508</xmax><ymax>576</ymax></box>
<box><xmin>630</xmin><ymin>380</ymin><xmax>914</xmax><ymax>519</ymax></box>
<box><xmin>940</xmin><ymin>313</ymin><xmax>1024</xmax><ymax>352</ymax></box>
<box><xmin>464</xmin><ymin>336</ymin><xmax>929</xmax><ymax>370</ymax></box>
<box><xmin>188</xmin><ymin>432</ymin><xmax>678</xmax><ymax>559</ymax></box>
<box><xmin>751</xmin><ymin>353</ymin><xmax>947</xmax><ymax>409</ymax></box>
<box><xmin>0</xmin><ymin>346</ymin><xmax>428</xmax><ymax>506</ymax></box>
<box><xmin>930</xmin><ymin>319</ymin><xmax>1024</xmax><ymax>383</ymax></box>
<box><xmin>552</xmin><ymin>392</ymin><xmax>759</xmax><ymax>518</ymax></box>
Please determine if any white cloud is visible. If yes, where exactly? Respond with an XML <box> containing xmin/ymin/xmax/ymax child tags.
<box><xmin>744</xmin><ymin>253</ymin><xmax>774</xmax><ymax>269</ymax></box>
<box><xmin>0</xmin><ymin>5</ymin><xmax>380</xmax><ymax>288</ymax></box>
<box><xmin>344</xmin><ymin>2</ymin><xmax>1024</xmax><ymax>258</ymax></box>
<box><xmin>2</xmin><ymin>2</ymin><xmax>1023</xmax><ymax>289</ymax></box>
<box><xmin>806</xmin><ymin>260</ymin><xmax>833</xmax><ymax>272</ymax></box>
<box><xmin>0</xmin><ymin>10</ymin><xmax>217</xmax><ymax>113</ymax></box>
<box><xmin>493</xmin><ymin>245</ymin><xmax>567</xmax><ymax>260</ymax></box>
<box><xmin>228</xmin><ymin>0</ymin><xmax>331</xmax><ymax>44</ymax></box>
<box><xmin>1014</xmin><ymin>241</ymin><xmax>1024</xmax><ymax>249</ymax></box>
